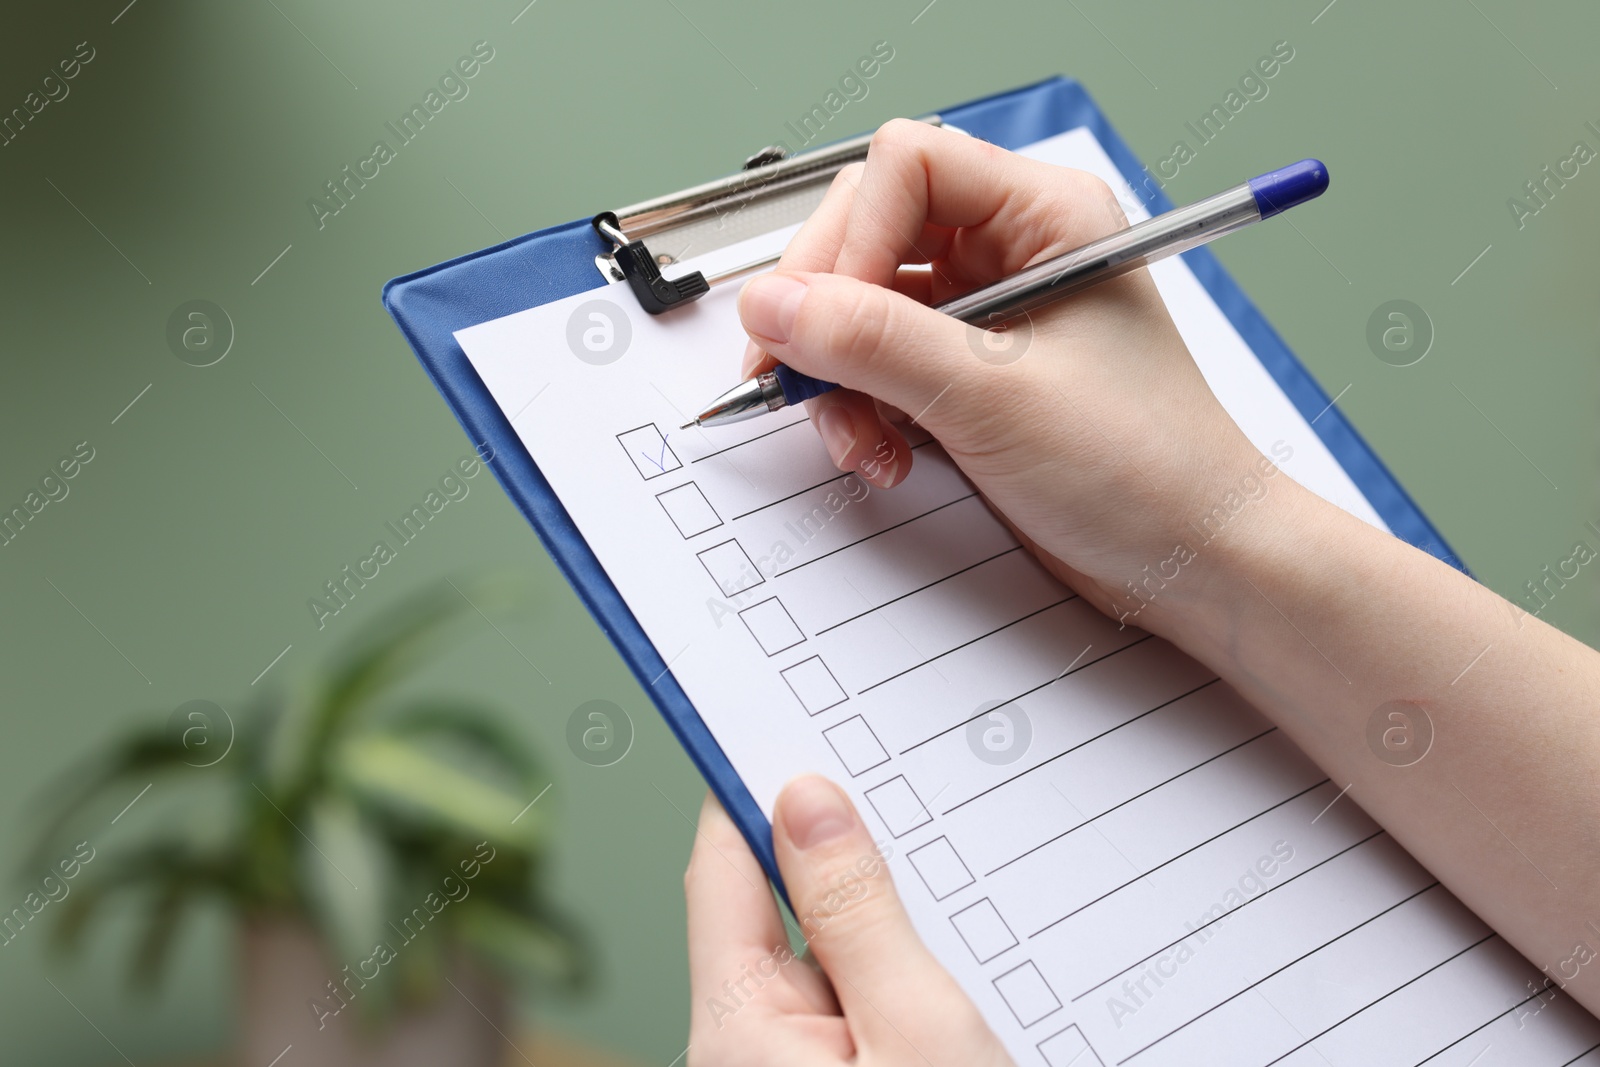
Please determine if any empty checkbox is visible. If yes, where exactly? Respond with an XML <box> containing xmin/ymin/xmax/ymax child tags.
<box><xmin>949</xmin><ymin>898</ymin><xmax>1018</xmax><ymax>964</ymax></box>
<box><xmin>739</xmin><ymin>598</ymin><xmax>804</xmax><ymax>656</ymax></box>
<box><xmin>696</xmin><ymin>539</ymin><xmax>763</xmax><ymax>597</ymax></box>
<box><xmin>907</xmin><ymin>837</ymin><xmax>974</xmax><ymax>901</ymax></box>
<box><xmin>993</xmin><ymin>961</ymin><xmax>1061</xmax><ymax>1028</ymax></box>
<box><xmin>863</xmin><ymin>776</ymin><xmax>932</xmax><ymax>838</ymax></box>
<box><xmin>656</xmin><ymin>482</ymin><xmax>722</xmax><ymax>538</ymax></box>
<box><xmin>617</xmin><ymin>423</ymin><xmax>681</xmax><ymax>480</ymax></box>
<box><xmin>1037</xmin><ymin>1025</ymin><xmax>1105</xmax><ymax>1067</ymax></box>
<box><xmin>781</xmin><ymin>656</ymin><xmax>847</xmax><ymax>716</ymax></box>
<box><xmin>823</xmin><ymin>716</ymin><xmax>890</xmax><ymax>776</ymax></box>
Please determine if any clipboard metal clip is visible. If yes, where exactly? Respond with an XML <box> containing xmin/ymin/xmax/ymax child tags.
<box><xmin>592</xmin><ymin>116</ymin><xmax>951</xmax><ymax>315</ymax></box>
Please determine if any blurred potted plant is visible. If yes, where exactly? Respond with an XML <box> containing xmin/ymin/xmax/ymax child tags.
<box><xmin>29</xmin><ymin>577</ymin><xmax>589</xmax><ymax>1067</ymax></box>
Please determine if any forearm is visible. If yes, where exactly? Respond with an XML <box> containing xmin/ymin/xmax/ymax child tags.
<box><xmin>1155</xmin><ymin>473</ymin><xmax>1600</xmax><ymax>1014</ymax></box>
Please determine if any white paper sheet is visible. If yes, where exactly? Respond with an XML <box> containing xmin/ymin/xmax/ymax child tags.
<box><xmin>455</xmin><ymin>128</ymin><xmax>1600</xmax><ymax>1066</ymax></box>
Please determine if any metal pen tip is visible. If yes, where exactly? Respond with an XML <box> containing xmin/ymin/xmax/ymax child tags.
<box><xmin>682</xmin><ymin>373</ymin><xmax>786</xmax><ymax>430</ymax></box>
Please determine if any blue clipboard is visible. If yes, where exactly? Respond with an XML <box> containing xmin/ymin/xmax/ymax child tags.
<box><xmin>382</xmin><ymin>76</ymin><xmax>1463</xmax><ymax>890</ymax></box>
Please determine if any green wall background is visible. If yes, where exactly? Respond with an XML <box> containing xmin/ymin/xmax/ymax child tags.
<box><xmin>1</xmin><ymin>0</ymin><xmax>1595</xmax><ymax>1062</ymax></box>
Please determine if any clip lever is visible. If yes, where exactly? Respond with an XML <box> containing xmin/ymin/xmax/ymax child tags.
<box><xmin>593</xmin><ymin>213</ymin><xmax>709</xmax><ymax>315</ymax></box>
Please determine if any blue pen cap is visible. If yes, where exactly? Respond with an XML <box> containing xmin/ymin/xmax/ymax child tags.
<box><xmin>1247</xmin><ymin>159</ymin><xmax>1329</xmax><ymax>219</ymax></box>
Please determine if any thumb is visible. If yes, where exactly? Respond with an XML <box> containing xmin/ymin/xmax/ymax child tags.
<box><xmin>773</xmin><ymin>775</ymin><xmax>985</xmax><ymax>1053</ymax></box>
<box><xmin>738</xmin><ymin>271</ymin><xmax>1003</xmax><ymax>440</ymax></box>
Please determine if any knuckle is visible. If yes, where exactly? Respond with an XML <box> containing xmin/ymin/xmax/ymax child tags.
<box><xmin>1070</xmin><ymin>168</ymin><xmax>1114</xmax><ymax>202</ymax></box>
<box><xmin>831</xmin><ymin>160</ymin><xmax>865</xmax><ymax>193</ymax></box>
<box><xmin>802</xmin><ymin>876</ymin><xmax>895</xmax><ymax>950</ymax></box>
<box><xmin>820</xmin><ymin>282</ymin><xmax>894</xmax><ymax>366</ymax></box>
<box><xmin>791</xmin><ymin>843</ymin><xmax>893</xmax><ymax>942</ymax></box>
<box><xmin>1072</xmin><ymin>170</ymin><xmax>1128</xmax><ymax>230</ymax></box>
<box><xmin>870</xmin><ymin>116</ymin><xmax>926</xmax><ymax>153</ymax></box>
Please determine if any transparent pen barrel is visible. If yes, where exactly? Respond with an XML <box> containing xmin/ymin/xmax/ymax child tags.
<box><xmin>938</xmin><ymin>184</ymin><xmax>1261</xmax><ymax>324</ymax></box>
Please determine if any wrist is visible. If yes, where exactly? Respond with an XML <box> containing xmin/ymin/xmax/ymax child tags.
<box><xmin>1125</xmin><ymin>456</ymin><xmax>1347</xmax><ymax>657</ymax></box>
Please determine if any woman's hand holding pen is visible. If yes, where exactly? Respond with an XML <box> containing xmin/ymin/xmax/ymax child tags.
<box><xmin>734</xmin><ymin>119</ymin><xmax>1272</xmax><ymax>639</ymax></box>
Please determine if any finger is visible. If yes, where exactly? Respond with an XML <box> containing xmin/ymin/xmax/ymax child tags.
<box><xmin>783</xmin><ymin>154</ymin><xmax>947</xmax><ymax>274</ymax></box>
<box><xmin>686</xmin><ymin>792</ymin><xmax>845</xmax><ymax>1026</ymax></box>
<box><xmin>781</xmin><ymin>162</ymin><xmax>865</xmax><ymax>274</ymax></box>
<box><xmin>773</xmin><ymin>776</ymin><xmax>988</xmax><ymax>1055</ymax></box>
<box><xmin>804</xmin><ymin>391</ymin><xmax>911</xmax><ymax>489</ymax></box>
<box><xmin>737</xmin><ymin>166</ymin><xmax>912</xmax><ymax>487</ymax></box>
<box><xmin>838</xmin><ymin>119</ymin><xmax>1129</xmax><ymax>288</ymax></box>
<box><xmin>737</xmin><ymin>269</ymin><xmax>1010</xmax><ymax>446</ymax></box>
<box><xmin>879</xmin><ymin>273</ymin><xmax>930</xmax><ymax>428</ymax></box>
<box><xmin>686</xmin><ymin>792</ymin><xmax>789</xmax><ymax>1004</ymax></box>
<box><xmin>743</xmin><ymin>343</ymin><xmax>915</xmax><ymax>492</ymax></box>
<box><xmin>742</xmin><ymin>163</ymin><xmax>869</xmax><ymax>380</ymax></box>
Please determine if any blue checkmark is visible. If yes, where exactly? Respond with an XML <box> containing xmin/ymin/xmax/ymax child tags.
<box><xmin>639</xmin><ymin>434</ymin><xmax>669</xmax><ymax>471</ymax></box>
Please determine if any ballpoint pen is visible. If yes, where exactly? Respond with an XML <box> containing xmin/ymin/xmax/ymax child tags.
<box><xmin>681</xmin><ymin>159</ymin><xmax>1329</xmax><ymax>429</ymax></box>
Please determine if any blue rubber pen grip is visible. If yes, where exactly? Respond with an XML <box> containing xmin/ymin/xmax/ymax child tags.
<box><xmin>773</xmin><ymin>364</ymin><xmax>838</xmax><ymax>407</ymax></box>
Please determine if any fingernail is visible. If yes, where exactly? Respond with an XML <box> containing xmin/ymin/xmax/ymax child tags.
<box><xmin>739</xmin><ymin>340</ymin><xmax>763</xmax><ymax>379</ymax></box>
<box><xmin>815</xmin><ymin>406</ymin><xmax>857</xmax><ymax>468</ymax></box>
<box><xmin>862</xmin><ymin>454</ymin><xmax>898</xmax><ymax>489</ymax></box>
<box><xmin>780</xmin><ymin>775</ymin><xmax>855</xmax><ymax>851</ymax></box>
<box><xmin>740</xmin><ymin>274</ymin><xmax>808</xmax><ymax>345</ymax></box>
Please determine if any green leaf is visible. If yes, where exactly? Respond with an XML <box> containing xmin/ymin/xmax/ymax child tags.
<box><xmin>454</xmin><ymin>899</ymin><xmax>592</xmax><ymax>993</ymax></box>
<box><xmin>385</xmin><ymin>703</ymin><xmax>546</xmax><ymax>787</ymax></box>
<box><xmin>25</xmin><ymin>728</ymin><xmax>219</xmax><ymax>875</ymax></box>
<box><xmin>51</xmin><ymin>882</ymin><xmax>111</xmax><ymax>953</ymax></box>
<box><xmin>45</xmin><ymin>844</ymin><xmax>234</xmax><ymax>969</ymax></box>
<box><xmin>128</xmin><ymin>879</ymin><xmax>187</xmax><ymax>994</ymax></box>
<box><xmin>265</xmin><ymin>574</ymin><xmax>534</xmax><ymax>797</ymax></box>
<box><xmin>298</xmin><ymin>798</ymin><xmax>392</xmax><ymax>978</ymax></box>
<box><xmin>31</xmin><ymin>571</ymin><xmax>590</xmax><ymax>1012</ymax></box>
<box><xmin>333</xmin><ymin>733</ymin><xmax>547</xmax><ymax>848</ymax></box>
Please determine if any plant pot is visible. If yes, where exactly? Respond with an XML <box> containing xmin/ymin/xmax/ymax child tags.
<box><xmin>237</xmin><ymin>916</ymin><xmax>511</xmax><ymax>1067</ymax></box>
